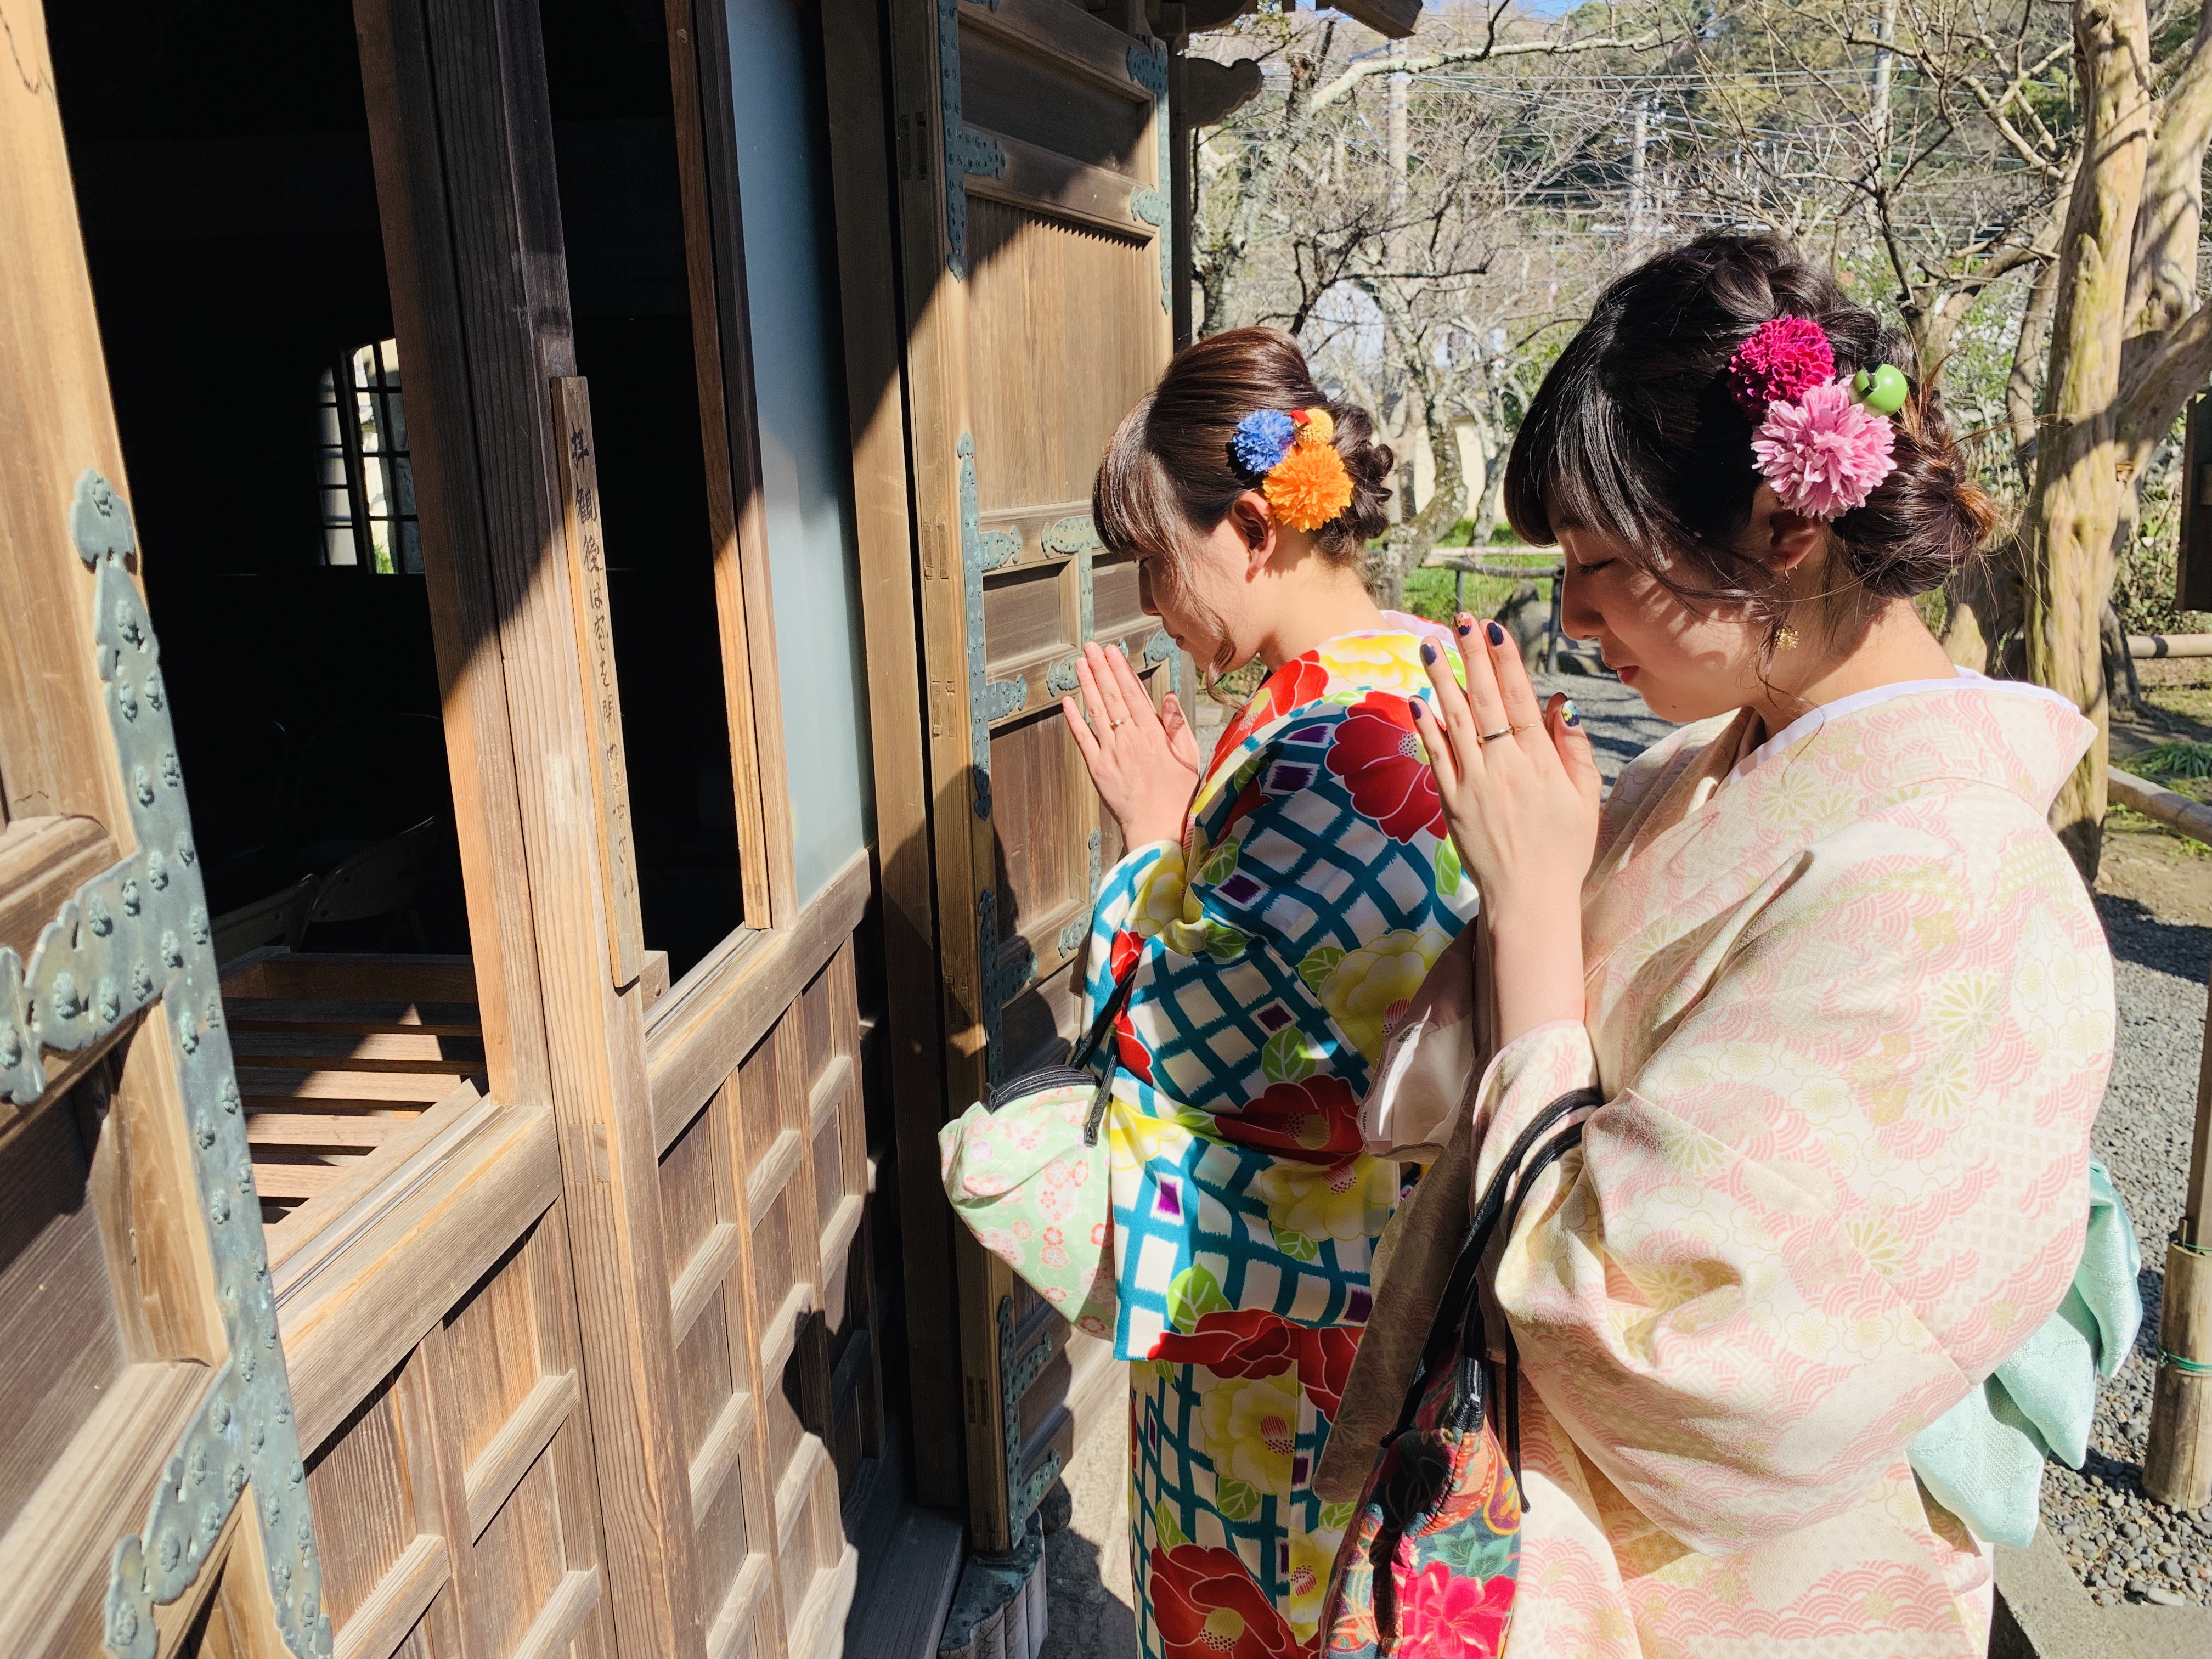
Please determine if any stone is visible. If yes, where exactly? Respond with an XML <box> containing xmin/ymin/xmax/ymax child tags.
<box><xmin>2146</xmin><ymin>1587</ymin><xmax>2189</xmax><ymax>1607</ymax></box>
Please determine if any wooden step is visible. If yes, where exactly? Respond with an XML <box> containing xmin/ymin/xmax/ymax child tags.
<box><xmin>229</xmin><ymin>1030</ymin><xmax>486</xmax><ymax>1071</ymax></box>
<box><xmin>224</xmin><ymin>997</ymin><xmax>482</xmax><ymax>1036</ymax></box>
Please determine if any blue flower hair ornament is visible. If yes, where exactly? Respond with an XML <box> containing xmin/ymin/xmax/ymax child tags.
<box><xmin>1231</xmin><ymin>408</ymin><xmax>1297</xmax><ymax>476</ymax></box>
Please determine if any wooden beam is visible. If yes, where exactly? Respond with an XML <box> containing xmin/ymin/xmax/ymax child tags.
<box><xmin>815</xmin><ymin>0</ymin><xmax>967</xmax><ymax>1510</ymax></box>
<box><xmin>356</xmin><ymin>0</ymin><xmax>552</xmax><ymax>1109</ymax></box>
<box><xmin>645</xmin><ymin>847</ymin><xmax>870</xmax><ymax>1150</ymax></box>
<box><xmin>670</xmin><ymin>0</ymin><xmax>798</xmax><ymax>927</ymax></box>
<box><xmin>462</xmin><ymin>1370</ymin><xmax>580</xmax><ymax>1541</ymax></box>
<box><xmin>331</xmin><ymin>1533</ymin><xmax>449</xmax><ymax>1659</ymax></box>
<box><xmin>549</xmin><ymin>378</ymin><xmax>648</xmax><ymax>989</ymax></box>
<box><xmin>357</xmin><ymin>8</ymin><xmax>708</xmax><ymax>1657</ymax></box>
<box><xmin>0</xmin><ymin>0</ymin><xmax>132</xmax><ymax>834</ymax></box>
<box><xmin>279</xmin><ymin>1102</ymin><xmax>560</xmax><ymax>1451</ymax></box>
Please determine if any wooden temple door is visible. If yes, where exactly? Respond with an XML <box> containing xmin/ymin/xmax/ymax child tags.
<box><xmin>878</xmin><ymin>0</ymin><xmax>1181</xmax><ymax>1567</ymax></box>
<box><xmin>0</xmin><ymin>14</ymin><xmax>340</xmax><ymax>1654</ymax></box>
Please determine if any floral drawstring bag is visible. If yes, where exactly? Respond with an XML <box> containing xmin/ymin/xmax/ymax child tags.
<box><xmin>935</xmin><ymin>951</ymin><xmax>1147</xmax><ymax>1340</ymax></box>
<box><xmin>1322</xmin><ymin>1089</ymin><xmax>1599</xmax><ymax>1657</ymax></box>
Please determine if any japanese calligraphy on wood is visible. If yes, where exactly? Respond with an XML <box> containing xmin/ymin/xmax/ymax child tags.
<box><xmin>550</xmin><ymin>377</ymin><xmax>645</xmax><ymax>990</ymax></box>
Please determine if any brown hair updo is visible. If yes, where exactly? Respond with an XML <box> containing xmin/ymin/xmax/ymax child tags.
<box><xmin>1094</xmin><ymin>327</ymin><xmax>1394</xmax><ymax>608</ymax></box>
<box><xmin>1503</xmin><ymin>233</ymin><xmax>1996</xmax><ymax>639</ymax></box>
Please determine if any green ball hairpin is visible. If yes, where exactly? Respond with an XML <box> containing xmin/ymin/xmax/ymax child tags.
<box><xmin>1851</xmin><ymin>363</ymin><xmax>1910</xmax><ymax>415</ymax></box>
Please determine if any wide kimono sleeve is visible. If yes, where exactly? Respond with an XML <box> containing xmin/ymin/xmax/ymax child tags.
<box><xmin>1479</xmin><ymin>788</ymin><xmax>2115</xmax><ymax>1554</ymax></box>
<box><xmin>1076</xmin><ymin>690</ymin><xmax>1479</xmax><ymax>1363</ymax></box>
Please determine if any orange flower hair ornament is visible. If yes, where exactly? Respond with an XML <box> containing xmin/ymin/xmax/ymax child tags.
<box><xmin>1231</xmin><ymin>405</ymin><xmax>1355</xmax><ymax>532</ymax></box>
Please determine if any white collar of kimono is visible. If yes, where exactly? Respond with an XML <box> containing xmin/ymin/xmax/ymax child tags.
<box><xmin>1724</xmin><ymin>667</ymin><xmax>2079</xmax><ymax>788</ymax></box>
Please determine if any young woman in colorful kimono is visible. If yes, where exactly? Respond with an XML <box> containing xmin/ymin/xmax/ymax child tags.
<box><xmin>1317</xmin><ymin>233</ymin><xmax>2123</xmax><ymax>1658</ymax></box>
<box><xmin>1058</xmin><ymin>328</ymin><xmax>1481</xmax><ymax>1657</ymax></box>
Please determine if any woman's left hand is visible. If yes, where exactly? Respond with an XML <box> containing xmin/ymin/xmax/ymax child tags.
<box><xmin>1412</xmin><ymin>617</ymin><xmax>1601</xmax><ymax>1041</ymax></box>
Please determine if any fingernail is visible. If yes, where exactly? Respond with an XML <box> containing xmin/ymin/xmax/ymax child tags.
<box><xmin>1420</xmin><ymin>641</ymin><xmax>1437</xmax><ymax>663</ymax></box>
<box><xmin>1562</xmin><ymin>700</ymin><xmax>1581</xmax><ymax>727</ymax></box>
<box><xmin>1408</xmin><ymin>697</ymin><xmax>1427</xmax><ymax>719</ymax></box>
<box><xmin>1455</xmin><ymin>614</ymin><xmax>1474</xmax><ymax>635</ymax></box>
<box><xmin>1486</xmin><ymin>620</ymin><xmax>1507</xmax><ymax>646</ymax></box>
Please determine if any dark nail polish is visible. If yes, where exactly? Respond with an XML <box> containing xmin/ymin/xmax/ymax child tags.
<box><xmin>1562</xmin><ymin>700</ymin><xmax>1581</xmax><ymax>727</ymax></box>
<box><xmin>1486</xmin><ymin>620</ymin><xmax>1507</xmax><ymax>646</ymax></box>
<box><xmin>1455</xmin><ymin>614</ymin><xmax>1474</xmax><ymax>635</ymax></box>
<box><xmin>1420</xmin><ymin>640</ymin><xmax>1437</xmax><ymax>663</ymax></box>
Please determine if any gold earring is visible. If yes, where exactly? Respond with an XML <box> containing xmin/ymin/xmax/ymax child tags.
<box><xmin>1773</xmin><ymin>624</ymin><xmax>1801</xmax><ymax>651</ymax></box>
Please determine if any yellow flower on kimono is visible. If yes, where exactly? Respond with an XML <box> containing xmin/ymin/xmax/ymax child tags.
<box><xmin>1317</xmin><ymin>925</ymin><xmax>1452</xmax><ymax>1061</ymax></box>
<box><xmin>1198</xmin><ymin>1372</ymin><xmax>1299</xmax><ymax>1497</ymax></box>
<box><xmin>1128</xmin><ymin>846</ymin><xmax>1193</xmax><ymax>940</ymax></box>
<box><xmin>1108</xmin><ymin>1100</ymin><xmax>1194</xmax><ymax>1172</ymax></box>
<box><xmin>1317</xmin><ymin>632</ymin><xmax>1453</xmax><ymax>696</ymax></box>
<box><xmin>1256</xmin><ymin>1154</ymin><xmax>1394</xmax><ymax>1243</ymax></box>
<box><xmin>1286</xmin><ymin>1533</ymin><xmax>1338</xmax><ymax>1641</ymax></box>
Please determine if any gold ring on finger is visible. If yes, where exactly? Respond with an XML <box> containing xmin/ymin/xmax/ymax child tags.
<box><xmin>1478</xmin><ymin>727</ymin><xmax>1514</xmax><ymax>743</ymax></box>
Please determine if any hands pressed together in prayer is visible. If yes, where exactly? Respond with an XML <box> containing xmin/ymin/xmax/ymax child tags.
<box><xmin>1060</xmin><ymin>640</ymin><xmax>1200</xmax><ymax>853</ymax></box>
<box><xmin>1413</xmin><ymin>614</ymin><xmax>1602</xmax><ymax>1046</ymax></box>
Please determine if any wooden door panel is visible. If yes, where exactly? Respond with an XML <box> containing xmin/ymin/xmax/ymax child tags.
<box><xmin>891</xmin><ymin>0</ymin><xmax>1176</xmax><ymax>1556</ymax></box>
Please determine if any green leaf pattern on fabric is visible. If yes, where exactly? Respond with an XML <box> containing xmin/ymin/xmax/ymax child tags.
<box><xmin>1167</xmin><ymin>1263</ymin><xmax>1233</xmax><ymax>1333</ymax></box>
<box><xmin>1297</xmin><ymin>944</ymin><xmax>1345</xmax><ymax>996</ymax></box>
<box><xmin>1215</xmin><ymin>1478</ymin><xmax>1262</xmax><ymax>1522</ymax></box>
<box><xmin>1260</xmin><ymin>1026</ymin><xmax>1318</xmax><ymax>1084</ymax></box>
<box><xmin>1434</xmin><ymin>834</ymin><xmax>1465</xmax><ymax>899</ymax></box>
<box><xmin>1153</xmin><ymin>1500</ymin><xmax>1187</xmax><ymax>1550</ymax></box>
<box><xmin>1199</xmin><ymin>828</ymin><xmax>1243</xmax><ymax>886</ymax></box>
<box><xmin>1271</xmin><ymin>1224</ymin><xmax>1320</xmax><ymax>1262</ymax></box>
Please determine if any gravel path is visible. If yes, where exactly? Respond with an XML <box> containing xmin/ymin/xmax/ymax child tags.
<box><xmin>2038</xmin><ymin>886</ymin><xmax>2212</xmax><ymax>1607</ymax></box>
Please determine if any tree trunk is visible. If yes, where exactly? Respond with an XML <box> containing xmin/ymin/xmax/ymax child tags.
<box><xmin>2020</xmin><ymin>0</ymin><xmax>2154</xmax><ymax>881</ymax></box>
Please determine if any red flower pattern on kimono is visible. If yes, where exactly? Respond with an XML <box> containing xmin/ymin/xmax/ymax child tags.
<box><xmin>1324</xmin><ymin>693</ymin><xmax>1445</xmax><ymax>843</ymax></box>
<box><xmin>1397</xmin><ymin>1561</ymin><xmax>1514</xmax><ymax>1659</ymax></box>
<box><xmin>1109</xmin><ymin>928</ymin><xmax>1154</xmax><ymax>1084</ymax></box>
<box><xmin>1214</xmin><ymin>653</ymin><xmax>1329</xmax><ymax>766</ymax></box>
<box><xmin>1215</xmin><ymin>1075</ymin><xmax>1362</xmax><ymax>1165</ymax></box>
<box><xmin>1150</xmin><ymin>1544</ymin><xmax>1302</xmax><ymax>1659</ymax></box>
<box><xmin>1153</xmin><ymin>1310</ymin><xmax>1362</xmax><ymax>1419</ymax></box>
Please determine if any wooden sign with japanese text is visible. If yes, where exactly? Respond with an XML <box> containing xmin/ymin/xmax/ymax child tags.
<box><xmin>551</xmin><ymin>375</ymin><xmax>646</xmax><ymax>988</ymax></box>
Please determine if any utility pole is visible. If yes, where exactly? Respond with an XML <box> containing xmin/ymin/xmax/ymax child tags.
<box><xmin>1629</xmin><ymin>97</ymin><xmax>1650</xmax><ymax>238</ymax></box>
<box><xmin>1386</xmin><ymin>38</ymin><xmax>1409</xmax><ymax>215</ymax></box>
<box><xmin>1873</xmin><ymin>0</ymin><xmax>1897</xmax><ymax>150</ymax></box>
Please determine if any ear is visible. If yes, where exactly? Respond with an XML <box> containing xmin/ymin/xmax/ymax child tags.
<box><xmin>1226</xmin><ymin>489</ymin><xmax>1278</xmax><ymax>579</ymax></box>
<box><xmin>1747</xmin><ymin>483</ymin><xmax>1826</xmax><ymax>575</ymax></box>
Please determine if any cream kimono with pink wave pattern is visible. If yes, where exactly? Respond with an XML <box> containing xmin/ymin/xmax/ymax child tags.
<box><xmin>1340</xmin><ymin>678</ymin><xmax>2115</xmax><ymax>1658</ymax></box>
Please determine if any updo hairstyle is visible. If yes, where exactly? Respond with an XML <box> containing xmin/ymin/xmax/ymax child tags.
<box><xmin>1504</xmin><ymin>234</ymin><xmax>1996</xmax><ymax>639</ymax></box>
<box><xmin>1094</xmin><ymin>329</ymin><xmax>1393</xmax><ymax>673</ymax></box>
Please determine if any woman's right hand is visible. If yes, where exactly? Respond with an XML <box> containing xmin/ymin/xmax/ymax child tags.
<box><xmin>1411</xmin><ymin>616</ymin><xmax>1600</xmax><ymax>1043</ymax></box>
<box><xmin>1061</xmin><ymin>641</ymin><xmax>1199</xmax><ymax>850</ymax></box>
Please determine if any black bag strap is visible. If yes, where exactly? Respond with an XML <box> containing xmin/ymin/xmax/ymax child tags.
<box><xmin>1389</xmin><ymin>1085</ymin><xmax>1603</xmax><ymax>1442</ymax></box>
<box><xmin>1071</xmin><ymin>945</ymin><xmax>1147</xmax><ymax>1070</ymax></box>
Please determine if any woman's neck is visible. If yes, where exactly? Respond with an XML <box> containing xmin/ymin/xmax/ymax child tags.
<box><xmin>1255</xmin><ymin>573</ymin><xmax>1390</xmax><ymax>669</ymax></box>
<box><xmin>1743</xmin><ymin>597</ymin><xmax>1958</xmax><ymax>738</ymax></box>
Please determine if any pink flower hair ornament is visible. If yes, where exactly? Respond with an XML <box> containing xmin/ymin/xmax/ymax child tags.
<box><xmin>1728</xmin><ymin>317</ymin><xmax>1910</xmax><ymax>520</ymax></box>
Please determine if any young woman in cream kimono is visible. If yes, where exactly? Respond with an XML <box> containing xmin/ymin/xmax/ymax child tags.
<box><xmin>1317</xmin><ymin>234</ymin><xmax>2121</xmax><ymax>1657</ymax></box>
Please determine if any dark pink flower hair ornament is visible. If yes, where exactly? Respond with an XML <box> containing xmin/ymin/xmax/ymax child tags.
<box><xmin>1728</xmin><ymin>316</ymin><xmax>1905</xmax><ymax>521</ymax></box>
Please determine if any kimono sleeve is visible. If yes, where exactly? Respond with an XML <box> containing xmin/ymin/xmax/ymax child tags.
<box><xmin>1479</xmin><ymin>801</ymin><xmax>2115</xmax><ymax>1554</ymax></box>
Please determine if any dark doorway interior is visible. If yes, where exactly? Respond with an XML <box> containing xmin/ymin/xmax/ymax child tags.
<box><xmin>540</xmin><ymin>0</ymin><xmax>747</xmax><ymax>980</ymax></box>
<box><xmin>49</xmin><ymin>3</ymin><xmax>467</xmax><ymax>959</ymax></box>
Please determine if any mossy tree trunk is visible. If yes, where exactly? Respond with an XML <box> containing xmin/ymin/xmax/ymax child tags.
<box><xmin>2020</xmin><ymin>0</ymin><xmax>2154</xmax><ymax>879</ymax></box>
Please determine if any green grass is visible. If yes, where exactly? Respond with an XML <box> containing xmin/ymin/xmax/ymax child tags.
<box><xmin>2107</xmin><ymin>801</ymin><xmax>2212</xmax><ymax>857</ymax></box>
<box><xmin>2128</xmin><ymin>740</ymin><xmax>2212</xmax><ymax>781</ymax></box>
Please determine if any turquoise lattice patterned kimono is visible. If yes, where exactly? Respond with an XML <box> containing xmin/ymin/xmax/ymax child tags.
<box><xmin>1083</xmin><ymin>620</ymin><xmax>1477</xmax><ymax>1657</ymax></box>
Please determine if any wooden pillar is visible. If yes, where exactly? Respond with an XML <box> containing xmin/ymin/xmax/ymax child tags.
<box><xmin>2146</xmin><ymin>970</ymin><xmax>2212</xmax><ymax>1508</ymax></box>
<box><xmin>816</xmin><ymin>0</ymin><xmax>969</xmax><ymax>1511</ymax></box>
<box><xmin>354</xmin><ymin>3</ymin><xmax>704</xmax><ymax>1655</ymax></box>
